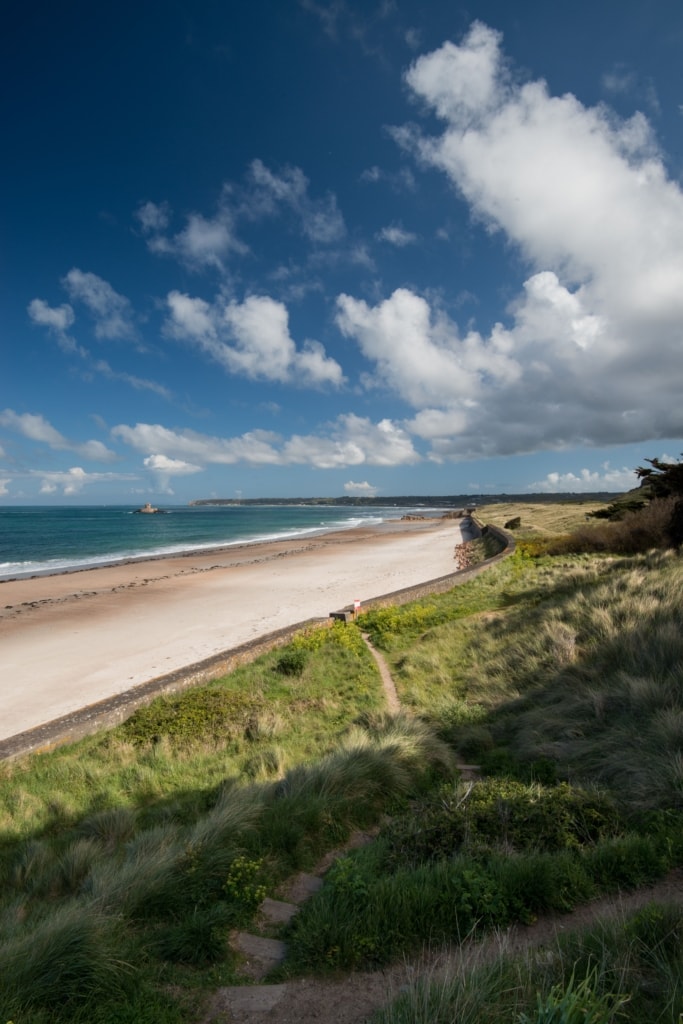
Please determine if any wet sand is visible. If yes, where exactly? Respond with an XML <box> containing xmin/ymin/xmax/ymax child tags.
<box><xmin>0</xmin><ymin>518</ymin><xmax>463</xmax><ymax>741</ymax></box>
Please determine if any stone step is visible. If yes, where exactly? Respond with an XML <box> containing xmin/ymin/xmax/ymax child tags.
<box><xmin>281</xmin><ymin>871</ymin><xmax>324</xmax><ymax>904</ymax></box>
<box><xmin>202</xmin><ymin>983</ymin><xmax>289</xmax><ymax>1022</ymax></box>
<box><xmin>232</xmin><ymin>932</ymin><xmax>288</xmax><ymax>981</ymax></box>
<box><xmin>259</xmin><ymin>896</ymin><xmax>299</xmax><ymax>925</ymax></box>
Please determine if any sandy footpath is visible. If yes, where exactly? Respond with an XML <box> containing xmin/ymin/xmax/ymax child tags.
<box><xmin>0</xmin><ymin>519</ymin><xmax>463</xmax><ymax>741</ymax></box>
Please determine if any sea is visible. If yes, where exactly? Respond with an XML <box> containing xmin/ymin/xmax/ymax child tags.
<box><xmin>0</xmin><ymin>504</ymin><xmax>437</xmax><ymax>582</ymax></box>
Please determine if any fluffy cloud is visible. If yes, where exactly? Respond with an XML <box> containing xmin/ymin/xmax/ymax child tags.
<box><xmin>143</xmin><ymin>454</ymin><xmax>202</xmax><ymax>474</ymax></box>
<box><xmin>135</xmin><ymin>200</ymin><xmax>171</xmax><ymax>234</ymax></box>
<box><xmin>0</xmin><ymin>409</ymin><xmax>117</xmax><ymax>461</ymax></box>
<box><xmin>137</xmin><ymin>159</ymin><xmax>344</xmax><ymax>275</ymax></box>
<box><xmin>528</xmin><ymin>465</ymin><xmax>639</xmax><ymax>493</ymax></box>
<box><xmin>143</xmin><ymin>453</ymin><xmax>202</xmax><ymax>494</ymax></box>
<box><xmin>113</xmin><ymin>422</ymin><xmax>282</xmax><ymax>466</ymax></box>
<box><xmin>376</xmin><ymin>225</ymin><xmax>417</xmax><ymax>246</ymax></box>
<box><xmin>34</xmin><ymin>467</ymin><xmax>136</xmax><ymax>495</ymax></box>
<box><xmin>282</xmin><ymin>414</ymin><xmax>417</xmax><ymax>468</ymax></box>
<box><xmin>113</xmin><ymin>414</ymin><xmax>418</xmax><ymax>470</ymax></box>
<box><xmin>27</xmin><ymin>298</ymin><xmax>84</xmax><ymax>355</ymax></box>
<box><xmin>337</xmin><ymin>22</ymin><xmax>683</xmax><ymax>460</ymax></box>
<box><xmin>174</xmin><ymin>213</ymin><xmax>243</xmax><ymax>269</ymax></box>
<box><xmin>62</xmin><ymin>269</ymin><xmax>136</xmax><ymax>340</ymax></box>
<box><xmin>166</xmin><ymin>291</ymin><xmax>344</xmax><ymax>387</ymax></box>
<box><xmin>136</xmin><ymin>197</ymin><xmax>245</xmax><ymax>271</ymax></box>
<box><xmin>27</xmin><ymin>299</ymin><xmax>74</xmax><ymax>333</ymax></box>
<box><xmin>344</xmin><ymin>480</ymin><xmax>379</xmax><ymax>496</ymax></box>
<box><xmin>0</xmin><ymin>478</ymin><xmax>10</xmax><ymax>495</ymax></box>
<box><xmin>336</xmin><ymin>287</ymin><xmax>519</xmax><ymax>409</ymax></box>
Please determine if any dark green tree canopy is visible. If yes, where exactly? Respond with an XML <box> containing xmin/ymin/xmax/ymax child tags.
<box><xmin>635</xmin><ymin>456</ymin><xmax>683</xmax><ymax>498</ymax></box>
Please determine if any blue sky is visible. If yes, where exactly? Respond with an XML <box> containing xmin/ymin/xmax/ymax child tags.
<box><xmin>3</xmin><ymin>0</ymin><xmax>683</xmax><ymax>504</ymax></box>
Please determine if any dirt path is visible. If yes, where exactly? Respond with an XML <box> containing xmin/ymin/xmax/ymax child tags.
<box><xmin>205</xmin><ymin>869</ymin><xmax>683</xmax><ymax>1023</ymax></box>
<box><xmin>361</xmin><ymin>633</ymin><xmax>400</xmax><ymax>713</ymax></box>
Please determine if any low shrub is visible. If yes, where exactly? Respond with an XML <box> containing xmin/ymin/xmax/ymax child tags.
<box><xmin>286</xmin><ymin>854</ymin><xmax>508</xmax><ymax>971</ymax></box>
<box><xmin>291</xmin><ymin>620</ymin><xmax>367</xmax><ymax>657</ymax></box>
<box><xmin>275</xmin><ymin>647</ymin><xmax>308</xmax><ymax>676</ymax></box>
<box><xmin>381</xmin><ymin>780</ymin><xmax>622</xmax><ymax>869</ymax></box>
<box><xmin>223</xmin><ymin>855</ymin><xmax>267</xmax><ymax>919</ymax></box>
<box><xmin>121</xmin><ymin>687</ymin><xmax>265</xmax><ymax>744</ymax></box>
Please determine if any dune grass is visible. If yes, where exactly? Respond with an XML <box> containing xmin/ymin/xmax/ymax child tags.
<box><xmin>360</xmin><ymin>547</ymin><xmax>683</xmax><ymax>810</ymax></box>
<box><xmin>2</xmin><ymin>499</ymin><xmax>683</xmax><ymax>1021</ymax></box>
<box><xmin>371</xmin><ymin>901</ymin><xmax>683</xmax><ymax>1023</ymax></box>
<box><xmin>0</xmin><ymin>703</ymin><xmax>453</xmax><ymax>1022</ymax></box>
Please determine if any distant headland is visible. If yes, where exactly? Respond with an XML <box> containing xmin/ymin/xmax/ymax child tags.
<box><xmin>189</xmin><ymin>492</ymin><xmax>616</xmax><ymax>508</ymax></box>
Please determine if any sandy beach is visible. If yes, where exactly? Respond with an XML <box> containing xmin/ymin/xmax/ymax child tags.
<box><xmin>0</xmin><ymin>518</ymin><xmax>464</xmax><ymax>742</ymax></box>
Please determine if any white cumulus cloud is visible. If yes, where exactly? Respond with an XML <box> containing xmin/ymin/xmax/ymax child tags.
<box><xmin>136</xmin><ymin>196</ymin><xmax>246</xmax><ymax>271</ymax></box>
<box><xmin>166</xmin><ymin>291</ymin><xmax>344</xmax><ymax>387</ymax></box>
<box><xmin>33</xmin><ymin>467</ymin><xmax>136</xmax><ymax>495</ymax></box>
<box><xmin>27</xmin><ymin>298</ymin><xmax>85</xmax><ymax>355</ymax></box>
<box><xmin>27</xmin><ymin>298</ymin><xmax>74</xmax><ymax>333</ymax></box>
<box><xmin>143</xmin><ymin>453</ymin><xmax>202</xmax><ymax>494</ymax></box>
<box><xmin>335</xmin><ymin>21</ymin><xmax>683</xmax><ymax>461</ymax></box>
<box><xmin>62</xmin><ymin>269</ymin><xmax>136</xmax><ymax>340</ymax></box>
<box><xmin>0</xmin><ymin>409</ymin><xmax>117</xmax><ymax>461</ymax></box>
<box><xmin>528</xmin><ymin>465</ymin><xmax>639</xmax><ymax>493</ymax></box>
<box><xmin>113</xmin><ymin>414</ymin><xmax>418</xmax><ymax>470</ymax></box>
<box><xmin>144</xmin><ymin>454</ymin><xmax>202</xmax><ymax>474</ymax></box>
<box><xmin>376</xmin><ymin>225</ymin><xmax>417</xmax><ymax>246</ymax></box>
<box><xmin>344</xmin><ymin>480</ymin><xmax>379</xmax><ymax>496</ymax></box>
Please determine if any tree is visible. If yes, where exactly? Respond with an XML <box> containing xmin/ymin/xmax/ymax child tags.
<box><xmin>634</xmin><ymin>456</ymin><xmax>683</xmax><ymax>499</ymax></box>
<box><xmin>635</xmin><ymin>456</ymin><xmax>683</xmax><ymax>547</ymax></box>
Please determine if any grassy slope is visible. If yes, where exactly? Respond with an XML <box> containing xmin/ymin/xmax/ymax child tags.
<box><xmin>477</xmin><ymin>499</ymin><xmax>607</xmax><ymax>535</ymax></box>
<box><xmin>2</xmin><ymin>500</ymin><xmax>683</xmax><ymax>1023</ymax></box>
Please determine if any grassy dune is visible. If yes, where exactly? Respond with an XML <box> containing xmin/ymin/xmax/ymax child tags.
<box><xmin>477</xmin><ymin>498</ymin><xmax>608</xmax><ymax>535</ymax></box>
<box><xmin>1</xmin><ymin>500</ymin><xmax>683</xmax><ymax>1023</ymax></box>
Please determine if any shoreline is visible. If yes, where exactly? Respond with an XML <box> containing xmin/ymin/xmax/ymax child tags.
<box><xmin>0</xmin><ymin>513</ymin><xmax>408</xmax><ymax>584</ymax></box>
<box><xmin>0</xmin><ymin>518</ymin><xmax>464</xmax><ymax>744</ymax></box>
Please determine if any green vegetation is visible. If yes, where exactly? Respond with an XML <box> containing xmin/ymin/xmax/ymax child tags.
<box><xmin>2</xmin><ymin>496</ymin><xmax>683</xmax><ymax>1021</ymax></box>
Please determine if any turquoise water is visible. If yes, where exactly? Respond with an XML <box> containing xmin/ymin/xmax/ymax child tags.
<box><xmin>0</xmin><ymin>504</ymin><xmax>421</xmax><ymax>581</ymax></box>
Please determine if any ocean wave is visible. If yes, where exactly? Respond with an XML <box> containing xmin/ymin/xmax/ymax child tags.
<box><xmin>0</xmin><ymin>517</ymin><xmax>392</xmax><ymax>581</ymax></box>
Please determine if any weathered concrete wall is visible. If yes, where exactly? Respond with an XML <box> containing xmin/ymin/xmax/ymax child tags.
<box><xmin>0</xmin><ymin>524</ymin><xmax>515</xmax><ymax>762</ymax></box>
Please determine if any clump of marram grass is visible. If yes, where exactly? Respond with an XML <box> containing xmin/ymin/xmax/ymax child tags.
<box><xmin>371</xmin><ymin>939</ymin><xmax>635</xmax><ymax>1024</ymax></box>
<box><xmin>0</xmin><ymin>709</ymin><xmax>460</xmax><ymax>1020</ymax></box>
<box><xmin>379</xmin><ymin>546</ymin><xmax>683</xmax><ymax>811</ymax></box>
<box><xmin>496</xmin><ymin>555</ymin><xmax>683</xmax><ymax>809</ymax></box>
<box><xmin>0</xmin><ymin>903</ymin><xmax>132</xmax><ymax>1015</ymax></box>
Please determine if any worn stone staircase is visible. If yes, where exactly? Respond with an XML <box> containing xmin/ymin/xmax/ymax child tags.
<box><xmin>202</xmin><ymin>833</ymin><xmax>376</xmax><ymax>1022</ymax></box>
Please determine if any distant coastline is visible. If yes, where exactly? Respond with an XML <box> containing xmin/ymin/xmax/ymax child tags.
<box><xmin>189</xmin><ymin>491</ymin><xmax>617</xmax><ymax>508</ymax></box>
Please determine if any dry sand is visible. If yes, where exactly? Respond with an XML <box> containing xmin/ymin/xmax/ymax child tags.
<box><xmin>0</xmin><ymin>518</ymin><xmax>463</xmax><ymax>742</ymax></box>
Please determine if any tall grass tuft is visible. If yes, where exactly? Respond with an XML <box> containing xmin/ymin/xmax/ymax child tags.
<box><xmin>77</xmin><ymin>805</ymin><xmax>137</xmax><ymax>849</ymax></box>
<box><xmin>0</xmin><ymin>903</ymin><xmax>132</xmax><ymax>1015</ymax></box>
